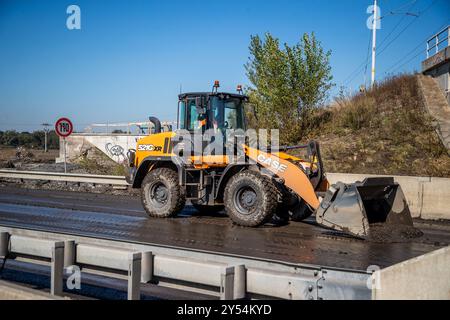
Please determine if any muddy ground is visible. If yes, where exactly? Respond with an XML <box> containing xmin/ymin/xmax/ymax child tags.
<box><xmin>0</xmin><ymin>147</ymin><xmax>444</xmax><ymax>245</ymax></box>
<box><xmin>0</xmin><ymin>176</ymin><xmax>440</xmax><ymax>245</ymax></box>
<box><xmin>0</xmin><ymin>147</ymin><xmax>59</xmax><ymax>169</ymax></box>
<box><xmin>367</xmin><ymin>223</ymin><xmax>424</xmax><ymax>243</ymax></box>
<box><xmin>0</xmin><ymin>186</ymin><xmax>448</xmax><ymax>269</ymax></box>
<box><xmin>0</xmin><ymin>147</ymin><xmax>84</xmax><ymax>173</ymax></box>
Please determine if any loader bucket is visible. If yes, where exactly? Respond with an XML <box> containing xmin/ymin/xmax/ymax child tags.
<box><xmin>315</xmin><ymin>177</ymin><xmax>414</xmax><ymax>238</ymax></box>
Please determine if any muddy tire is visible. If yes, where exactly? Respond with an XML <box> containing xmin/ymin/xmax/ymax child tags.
<box><xmin>289</xmin><ymin>200</ymin><xmax>313</xmax><ymax>221</ymax></box>
<box><xmin>141</xmin><ymin>168</ymin><xmax>185</xmax><ymax>218</ymax></box>
<box><xmin>192</xmin><ymin>202</ymin><xmax>225</xmax><ymax>214</ymax></box>
<box><xmin>272</xmin><ymin>184</ymin><xmax>292</xmax><ymax>224</ymax></box>
<box><xmin>224</xmin><ymin>171</ymin><xmax>278</xmax><ymax>227</ymax></box>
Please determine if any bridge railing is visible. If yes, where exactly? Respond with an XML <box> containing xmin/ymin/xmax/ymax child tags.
<box><xmin>426</xmin><ymin>25</ymin><xmax>450</xmax><ymax>58</ymax></box>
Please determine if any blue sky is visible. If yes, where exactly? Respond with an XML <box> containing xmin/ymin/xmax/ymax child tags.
<box><xmin>0</xmin><ymin>0</ymin><xmax>449</xmax><ymax>131</ymax></box>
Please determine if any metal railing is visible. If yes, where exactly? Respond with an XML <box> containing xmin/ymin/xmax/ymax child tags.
<box><xmin>0</xmin><ymin>169</ymin><xmax>129</xmax><ymax>186</ymax></box>
<box><xmin>0</xmin><ymin>226</ymin><xmax>372</xmax><ymax>300</ymax></box>
<box><xmin>426</xmin><ymin>25</ymin><xmax>450</xmax><ymax>58</ymax></box>
<box><xmin>83</xmin><ymin>121</ymin><xmax>176</xmax><ymax>135</ymax></box>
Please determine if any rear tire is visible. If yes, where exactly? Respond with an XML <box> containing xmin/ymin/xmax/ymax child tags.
<box><xmin>141</xmin><ymin>168</ymin><xmax>185</xmax><ymax>218</ymax></box>
<box><xmin>224</xmin><ymin>171</ymin><xmax>278</xmax><ymax>227</ymax></box>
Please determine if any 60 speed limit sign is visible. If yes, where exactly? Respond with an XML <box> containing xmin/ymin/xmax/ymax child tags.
<box><xmin>55</xmin><ymin>118</ymin><xmax>73</xmax><ymax>137</ymax></box>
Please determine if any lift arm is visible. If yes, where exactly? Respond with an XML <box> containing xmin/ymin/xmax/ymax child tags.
<box><xmin>244</xmin><ymin>145</ymin><xmax>320</xmax><ymax>209</ymax></box>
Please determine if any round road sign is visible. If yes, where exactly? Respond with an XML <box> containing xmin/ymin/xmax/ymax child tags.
<box><xmin>55</xmin><ymin>118</ymin><xmax>73</xmax><ymax>138</ymax></box>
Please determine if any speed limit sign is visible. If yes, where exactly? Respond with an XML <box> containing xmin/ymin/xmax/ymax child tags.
<box><xmin>55</xmin><ymin>117</ymin><xmax>73</xmax><ymax>174</ymax></box>
<box><xmin>55</xmin><ymin>118</ymin><xmax>73</xmax><ymax>137</ymax></box>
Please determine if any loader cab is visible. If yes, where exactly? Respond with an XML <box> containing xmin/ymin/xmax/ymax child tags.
<box><xmin>177</xmin><ymin>92</ymin><xmax>248</xmax><ymax>133</ymax></box>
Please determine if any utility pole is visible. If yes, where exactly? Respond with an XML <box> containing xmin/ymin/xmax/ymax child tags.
<box><xmin>371</xmin><ymin>0</ymin><xmax>378</xmax><ymax>87</ymax></box>
<box><xmin>41</xmin><ymin>123</ymin><xmax>50</xmax><ymax>153</ymax></box>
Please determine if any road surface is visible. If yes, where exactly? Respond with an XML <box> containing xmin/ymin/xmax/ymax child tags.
<box><xmin>0</xmin><ymin>186</ymin><xmax>449</xmax><ymax>271</ymax></box>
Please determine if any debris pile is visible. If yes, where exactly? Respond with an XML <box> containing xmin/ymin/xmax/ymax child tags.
<box><xmin>368</xmin><ymin>223</ymin><xmax>424</xmax><ymax>243</ymax></box>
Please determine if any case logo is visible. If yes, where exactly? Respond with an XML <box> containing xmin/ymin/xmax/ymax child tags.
<box><xmin>257</xmin><ymin>154</ymin><xmax>288</xmax><ymax>173</ymax></box>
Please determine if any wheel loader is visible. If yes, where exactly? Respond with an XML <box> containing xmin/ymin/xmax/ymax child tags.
<box><xmin>127</xmin><ymin>82</ymin><xmax>414</xmax><ymax>239</ymax></box>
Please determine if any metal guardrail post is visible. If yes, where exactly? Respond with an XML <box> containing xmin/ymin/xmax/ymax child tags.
<box><xmin>220</xmin><ymin>265</ymin><xmax>246</xmax><ymax>300</ymax></box>
<box><xmin>220</xmin><ymin>266</ymin><xmax>235</xmax><ymax>300</ymax></box>
<box><xmin>0</xmin><ymin>232</ymin><xmax>9</xmax><ymax>258</ymax></box>
<box><xmin>64</xmin><ymin>240</ymin><xmax>76</xmax><ymax>268</ymax></box>
<box><xmin>128</xmin><ymin>252</ymin><xmax>142</xmax><ymax>300</ymax></box>
<box><xmin>233</xmin><ymin>264</ymin><xmax>246</xmax><ymax>300</ymax></box>
<box><xmin>141</xmin><ymin>251</ymin><xmax>153</xmax><ymax>283</ymax></box>
<box><xmin>51</xmin><ymin>241</ymin><xmax>65</xmax><ymax>296</ymax></box>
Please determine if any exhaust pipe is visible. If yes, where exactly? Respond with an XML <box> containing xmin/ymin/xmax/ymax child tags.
<box><xmin>316</xmin><ymin>177</ymin><xmax>414</xmax><ymax>238</ymax></box>
<box><xmin>149</xmin><ymin>117</ymin><xmax>162</xmax><ymax>134</ymax></box>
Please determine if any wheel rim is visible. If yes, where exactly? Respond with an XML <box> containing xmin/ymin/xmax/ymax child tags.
<box><xmin>148</xmin><ymin>182</ymin><xmax>169</xmax><ymax>208</ymax></box>
<box><xmin>234</xmin><ymin>186</ymin><xmax>257</xmax><ymax>215</ymax></box>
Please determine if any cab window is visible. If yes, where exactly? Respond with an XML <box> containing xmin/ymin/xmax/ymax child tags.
<box><xmin>182</xmin><ymin>98</ymin><xmax>207</xmax><ymax>132</ymax></box>
<box><xmin>210</xmin><ymin>96</ymin><xmax>245</xmax><ymax>131</ymax></box>
<box><xmin>178</xmin><ymin>100</ymin><xmax>186</xmax><ymax>130</ymax></box>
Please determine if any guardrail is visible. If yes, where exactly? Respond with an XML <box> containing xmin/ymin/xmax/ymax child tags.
<box><xmin>0</xmin><ymin>169</ymin><xmax>128</xmax><ymax>186</ymax></box>
<box><xmin>0</xmin><ymin>226</ymin><xmax>371</xmax><ymax>300</ymax></box>
<box><xmin>426</xmin><ymin>25</ymin><xmax>450</xmax><ymax>58</ymax></box>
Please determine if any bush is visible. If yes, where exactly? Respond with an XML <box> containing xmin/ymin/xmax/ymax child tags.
<box><xmin>0</xmin><ymin>130</ymin><xmax>59</xmax><ymax>149</ymax></box>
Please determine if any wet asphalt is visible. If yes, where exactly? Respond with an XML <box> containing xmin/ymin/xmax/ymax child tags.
<box><xmin>0</xmin><ymin>186</ymin><xmax>449</xmax><ymax>271</ymax></box>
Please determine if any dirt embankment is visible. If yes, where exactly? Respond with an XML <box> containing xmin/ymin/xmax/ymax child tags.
<box><xmin>295</xmin><ymin>74</ymin><xmax>450</xmax><ymax>177</ymax></box>
<box><xmin>0</xmin><ymin>147</ymin><xmax>59</xmax><ymax>169</ymax></box>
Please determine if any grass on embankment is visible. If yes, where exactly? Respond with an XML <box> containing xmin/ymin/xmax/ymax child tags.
<box><xmin>300</xmin><ymin>74</ymin><xmax>450</xmax><ymax>177</ymax></box>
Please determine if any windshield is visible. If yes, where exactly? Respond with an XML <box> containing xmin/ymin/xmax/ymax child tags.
<box><xmin>210</xmin><ymin>96</ymin><xmax>246</xmax><ymax>131</ymax></box>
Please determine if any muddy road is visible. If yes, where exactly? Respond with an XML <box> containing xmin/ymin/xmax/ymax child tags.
<box><xmin>0</xmin><ymin>186</ymin><xmax>449</xmax><ymax>271</ymax></box>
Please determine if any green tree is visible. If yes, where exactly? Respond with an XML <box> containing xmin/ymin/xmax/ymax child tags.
<box><xmin>0</xmin><ymin>130</ymin><xmax>59</xmax><ymax>149</ymax></box>
<box><xmin>245</xmin><ymin>32</ymin><xmax>333</xmax><ymax>144</ymax></box>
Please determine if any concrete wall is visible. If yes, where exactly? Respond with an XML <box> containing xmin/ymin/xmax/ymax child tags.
<box><xmin>57</xmin><ymin>134</ymin><xmax>145</xmax><ymax>165</ymax></box>
<box><xmin>372</xmin><ymin>246</ymin><xmax>450</xmax><ymax>300</ymax></box>
<box><xmin>423</xmin><ymin>46</ymin><xmax>450</xmax><ymax>105</ymax></box>
<box><xmin>327</xmin><ymin>173</ymin><xmax>450</xmax><ymax>221</ymax></box>
<box><xmin>425</xmin><ymin>61</ymin><xmax>450</xmax><ymax>105</ymax></box>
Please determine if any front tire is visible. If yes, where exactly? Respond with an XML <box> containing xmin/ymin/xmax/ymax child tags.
<box><xmin>224</xmin><ymin>171</ymin><xmax>278</xmax><ymax>227</ymax></box>
<box><xmin>141</xmin><ymin>168</ymin><xmax>185</xmax><ymax>218</ymax></box>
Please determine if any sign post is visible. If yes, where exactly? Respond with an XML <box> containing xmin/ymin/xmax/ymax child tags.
<box><xmin>55</xmin><ymin>118</ymin><xmax>73</xmax><ymax>174</ymax></box>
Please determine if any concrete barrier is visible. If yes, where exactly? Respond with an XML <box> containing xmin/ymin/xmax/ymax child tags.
<box><xmin>327</xmin><ymin>173</ymin><xmax>450</xmax><ymax>220</ymax></box>
<box><xmin>372</xmin><ymin>246</ymin><xmax>450</xmax><ymax>300</ymax></box>
<box><xmin>57</xmin><ymin>134</ymin><xmax>145</xmax><ymax>165</ymax></box>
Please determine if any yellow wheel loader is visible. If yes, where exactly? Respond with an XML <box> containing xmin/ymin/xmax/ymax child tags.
<box><xmin>127</xmin><ymin>83</ymin><xmax>414</xmax><ymax>239</ymax></box>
